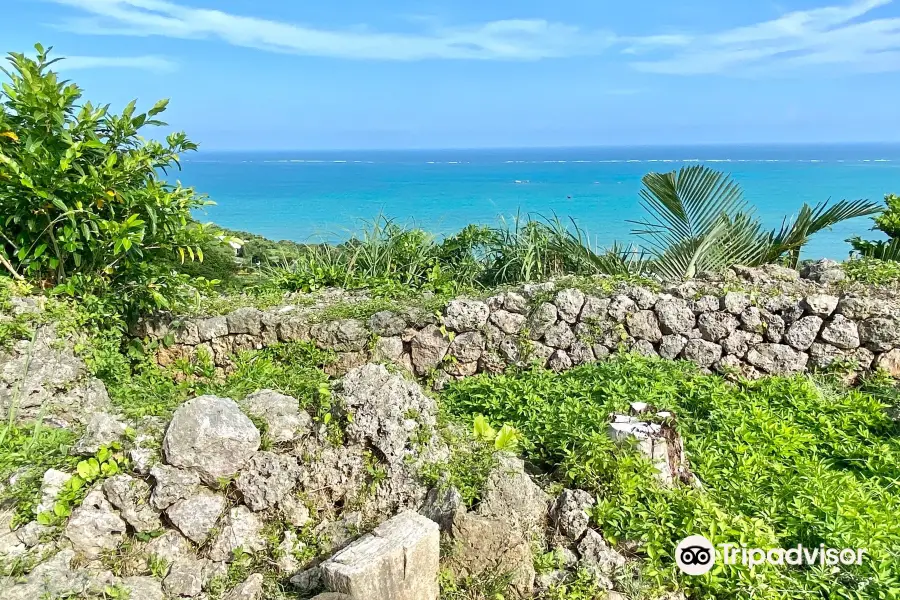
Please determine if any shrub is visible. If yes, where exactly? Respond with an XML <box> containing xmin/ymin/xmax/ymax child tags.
<box><xmin>849</xmin><ymin>193</ymin><xmax>900</xmax><ymax>260</ymax></box>
<box><xmin>440</xmin><ymin>357</ymin><xmax>900</xmax><ymax>599</ymax></box>
<box><xmin>0</xmin><ymin>45</ymin><xmax>232</xmax><ymax>316</ymax></box>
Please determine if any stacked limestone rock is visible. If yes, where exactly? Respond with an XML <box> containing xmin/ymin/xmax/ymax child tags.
<box><xmin>0</xmin><ymin>365</ymin><xmax>449</xmax><ymax>599</ymax></box>
<box><xmin>144</xmin><ymin>261</ymin><xmax>900</xmax><ymax>383</ymax></box>
<box><xmin>1</xmin><ymin>362</ymin><xmax>692</xmax><ymax>600</ymax></box>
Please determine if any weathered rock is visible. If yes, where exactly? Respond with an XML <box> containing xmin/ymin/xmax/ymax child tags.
<box><xmin>321</xmin><ymin>511</ymin><xmax>440</xmax><ymax>600</ymax></box>
<box><xmin>721</xmin><ymin>330</ymin><xmax>762</xmax><ymax>358</ymax></box>
<box><xmin>447</xmin><ymin>331</ymin><xmax>485</xmax><ymax>363</ymax></box>
<box><xmin>490</xmin><ymin>310</ymin><xmax>527</xmax><ymax>335</ymax></box>
<box><xmin>236</xmin><ymin>451</ymin><xmax>300</xmax><ymax>511</ymax></box>
<box><xmin>626</xmin><ymin>310</ymin><xmax>662</xmax><ymax>342</ymax></box>
<box><xmin>548</xmin><ymin>349</ymin><xmax>573</xmax><ymax>371</ymax></box>
<box><xmin>163</xmin><ymin>395</ymin><xmax>260</xmax><ymax>485</ymax></box>
<box><xmin>278</xmin><ymin>314</ymin><xmax>311</xmax><ymax>342</ymax></box>
<box><xmin>577</xmin><ymin>529</ymin><xmax>626</xmax><ymax>576</ymax></box>
<box><xmin>746</xmin><ymin>344</ymin><xmax>808</xmax><ymax>374</ymax></box>
<box><xmin>682</xmin><ymin>339</ymin><xmax>722</xmax><ymax>368</ymax></box>
<box><xmin>836</xmin><ymin>296</ymin><xmax>876</xmax><ymax>320</ymax></box>
<box><xmin>550</xmin><ymin>489</ymin><xmax>595</xmax><ymax>541</ymax></box>
<box><xmin>689</xmin><ymin>295</ymin><xmax>720</xmax><ymax>314</ymax></box>
<box><xmin>102</xmin><ymin>474</ymin><xmax>161</xmax><ymax>532</ymax></box>
<box><xmin>227</xmin><ymin>307</ymin><xmax>263</xmax><ymax>335</ymax></box>
<box><xmin>224</xmin><ymin>573</ymin><xmax>264</xmax><ymax>600</ymax></box>
<box><xmin>163</xmin><ymin>556</ymin><xmax>205</xmax><ymax>597</ymax></box>
<box><xmin>149</xmin><ymin>464</ymin><xmax>200</xmax><ymax>510</ymax></box>
<box><xmin>740</xmin><ymin>306</ymin><xmax>764</xmax><ymax>333</ymax></box>
<box><xmin>208</xmin><ymin>506</ymin><xmax>266</xmax><ymax>562</ymax></box>
<box><xmin>291</xmin><ymin>566</ymin><xmax>323</xmax><ymax>594</ymax></box>
<box><xmin>569</xmin><ymin>341</ymin><xmax>596</xmax><ymax>365</ymax></box>
<box><xmin>447</xmin><ymin>511</ymin><xmax>534</xmax><ymax>599</ymax></box>
<box><xmin>626</xmin><ymin>286</ymin><xmax>658</xmax><ymax>310</ymax></box>
<box><xmin>37</xmin><ymin>468</ymin><xmax>71</xmax><ymax>515</ymax></box>
<box><xmin>809</xmin><ymin>343</ymin><xmax>874</xmax><ymax>371</ymax></box>
<box><xmin>65</xmin><ymin>487</ymin><xmax>127</xmax><ymax>559</ymax></box>
<box><xmin>802</xmin><ymin>294</ymin><xmax>840</xmax><ymax>317</ymax></box>
<box><xmin>698</xmin><ymin>312</ymin><xmax>740</xmax><ymax>342</ymax></box>
<box><xmin>544</xmin><ymin>322</ymin><xmax>577</xmax><ymax>349</ymax></box>
<box><xmin>527</xmin><ymin>303</ymin><xmax>559</xmax><ymax>340</ymax></box>
<box><xmin>368</xmin><ymin>311</ymin><xmax>407</xmax><ymax>337</ymax></box>
<box><xmin>411</xmin><ymin>325</ymin><xmax>452</xmax><ymax>375</ymax></box>
<box><xmin>608</xmin><ymin>295</ymin><xmax>638</xmax><ymax>322</ymax></box>
<box><xmin>554</xmin><ymin>289</ymin><xmax>586</xmax><ymax>323</ymax></box>
<box><xmin>859</xmin><ymin>317</ymin><xmax>900</xmax><ymax>352</ymax></box>
<box><xmin>658</xmin><ymin>335</ymin><xmax>688</xmax><ymax>360</ymax></box>
<box><xmin>580</xmin><ymin>296</ymin><xmax>611</xmax><ymax>322</ymax></box>
<box><xmin>443</xmin><ymin>300</ymin><xmax>490</xmax><ymax>332</ymax></box>
<box><xmin>311</xmin><ymin>319</ymin><xmax>369</xmax><ymax>352</ymax></box>
<box><xmin>722</xmin><ymin>292</ymin><xmax>751</xmax><ymax>314</ymax></box>
<box><xmin>477</xmin><ymin>454</ymin><xmax>550</xmax><ymax>534</ymax></box>
<box><xmin>655</xmin><ymin>298</ymin><xmax>695</xmax><ymax>335</ymax></box>
<box><xmin>875</xmin><ymin>349</ymin><xmax>900</xmax><ymax>377</ymax></box>
<box><xmin>629</xmin><ymin>339</ymin><xmax>658</xmax><ymax>357</ymax></box>
<box><xmin>143</xmin><ymin>529</ymin><xmax>193</xmax><ymax>571</ymax></box>
<box><xmin>419</xmin><ymin>486</ymin><xmax>463</xmax><ymax>532</ymax></box>
<box><xmin>196</xmin><ymin>316</ymin><xmax>228</xmax><ymax>342</ymax></box>
<box><xmin>71</xmin><ymin>412</ymin><xmax>126</xmax><ymax>456</ymax></box>
<box><xmin>802</xmin><ymin>259</ymin><xmax>845</xmax><ymax>283</ymax></box>
<box><xmin>166</xmin><ymin>489</ymin><xmax>227</xmax><ymax>544</ymax></box>
<box><xmin>121</xmin><ymin>576</ymin><xmax>165</xmax><ymax>600</ymax></box>
<box><xmin>279</xmin><ymin>493</ymin><xmax>312</xmax><ymax>527</ymax></box>
<box><xmin>373</xmin><ymin>336</ymin><xmax>405</xmax><ymax>363</ymax></box>
<box><xmin>242</xmin><ymin>389</ymin><xmax>311</xmax><ymax>444</ymax></box>
<box><xmin>502</xmin><ymin>292</ymin><xmax>530</xmax><ymax>314</ymax></box>
<box><xmin>784</xmin><ymin>316</ymin><xmax>824</xmax><ymax>351</ymax></box>
<box><xmin>820</xmin><ymin>315</ymin><xmax>860</xmax><ymax>349</ymax></box>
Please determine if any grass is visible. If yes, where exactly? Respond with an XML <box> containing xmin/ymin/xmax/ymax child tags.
<box><xmin>439</xmin><ymin>355</ymin><xmax>900</xmax><ymax>600</ymax></box>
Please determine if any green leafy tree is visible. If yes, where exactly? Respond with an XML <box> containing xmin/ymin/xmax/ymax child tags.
<box><xmin>849</xmin><ymin>193</ymin><xmax>900</xmax><ymax>260</ymax></box>
<box><xmin>0</xmin><ymin>44</ymin><xmax>231</xmax><ymax>315</ymax></box>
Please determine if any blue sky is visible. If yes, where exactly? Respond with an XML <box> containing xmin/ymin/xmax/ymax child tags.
<box><xmin>3</xmin><ymin>0</ymin><xmax>900</xmax><ymax>149</ymax></box>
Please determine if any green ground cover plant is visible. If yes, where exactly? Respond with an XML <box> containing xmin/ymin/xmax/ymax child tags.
<box><xmin>439</xmin><ymin>356</ymin><xmax>900</xmax><ymax>599</ymax></box>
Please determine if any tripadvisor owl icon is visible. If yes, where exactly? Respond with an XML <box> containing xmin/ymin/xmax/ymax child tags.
<box><xmin>676</xmin><ymin>535</ymin><xmax>715</xmax><ymax>575</ymax></box>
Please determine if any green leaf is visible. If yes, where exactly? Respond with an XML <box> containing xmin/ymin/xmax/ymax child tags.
<box><xmin>494</xmin><ymin>424</ymin><xmax>521</xmax><ymax>452</ymax></box>
<box><xmin>473</xmin><ymin>414</ymin><xmax>496</xmax><ymax>442</ymax></box>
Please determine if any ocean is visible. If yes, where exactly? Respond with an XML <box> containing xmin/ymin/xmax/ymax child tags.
<box><xmin>178</xmin><ymin>144</ymin><xmax>900</xmax><ymax>260</ymax></box>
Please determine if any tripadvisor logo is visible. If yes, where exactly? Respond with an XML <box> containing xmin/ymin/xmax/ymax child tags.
<box><xmin>675</xmin><ymin>535</ymin><xmax>868</xmax><ymax>575</ymax></box>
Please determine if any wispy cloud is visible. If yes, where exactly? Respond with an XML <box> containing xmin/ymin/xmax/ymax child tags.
<box><xmin>45</xmin><ymin>0</ymin><xmax>900</xmax><ymax>75</ymax></box>
<box><xmin>57</xmin><ymin>54</ymin><xmax>176</xmax><ymax>71</ymax></box>
<box><xmin>48</xmin><ymin>0</ymin><xmax>614</xmax><ymax>60</ymax></box>
<box><xmin>628</xmin><ymin>0</ymin><xmax>900</xmax><ymax>75</ymax></box>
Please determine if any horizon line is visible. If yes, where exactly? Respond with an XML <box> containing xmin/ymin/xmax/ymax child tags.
<box><xmin>191</xmin><ymin>141</ymin><xmax>900</xmax><ymax>153</ymax></box>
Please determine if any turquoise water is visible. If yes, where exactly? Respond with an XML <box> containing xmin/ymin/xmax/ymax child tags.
<box><xmin>179</xmin><ymin>145</ymin><xmax>900</xmax><ymax>259</ymax></box>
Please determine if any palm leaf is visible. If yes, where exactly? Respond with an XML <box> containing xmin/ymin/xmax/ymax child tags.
<box><xmin>763</xmin><ymin>199</ymin><xmax>882</xmax><ymax>267</ymax></box>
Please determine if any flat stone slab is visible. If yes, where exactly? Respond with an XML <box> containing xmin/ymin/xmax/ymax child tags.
<box><xmin>321</xmin><ymin>511</ymin><xmax>439</xmax><ymax>600</ymax></box>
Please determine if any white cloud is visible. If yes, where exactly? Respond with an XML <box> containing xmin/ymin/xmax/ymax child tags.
<box><xmin>45</xmin><ymin>0</ymin><xmax>900</xmax><ymax>75</ymax></box>
<box><xmin>48</xmin><ymin>0</ymin><xmax>614</xmax><ymax>60</ymax></box>
<box><xmin>628</xmin><ymin>0</ymin><xmax>900</xmax><ymax>75</ymax></box>
<box><xmin>57</xmin><ymin>54</ymin><xmax>176</xmax><ymax>71</ymax></box>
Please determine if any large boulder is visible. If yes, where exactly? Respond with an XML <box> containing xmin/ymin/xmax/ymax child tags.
<box><xmin>320</xmin><ymin>511</ymin><xmax>440</xmax><ymax>600</ymax></box>
<box><xmin>162</xmin><ymin>395</ymin><xmax>260</xmax><ymax>485</ymax></box>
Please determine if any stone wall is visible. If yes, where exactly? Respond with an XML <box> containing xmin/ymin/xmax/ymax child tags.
<box><xmin>140</xmin><ymin>261</ymin><xmax>900</xmax><ymax>383</ymax></box>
